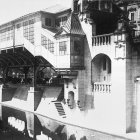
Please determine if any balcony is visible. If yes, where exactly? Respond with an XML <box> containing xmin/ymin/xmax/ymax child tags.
<box><xmin>92</xmin><ymin>33</ymin><xmax>114</xmax><ymax>58</ymax></box>
<box><xmin>93</xmin><ymin>82</ymin><xmax>111</xmax><ymax>94</ymax></box>
<box><xmin>92</xmin><ymin>33</ymin><xmax>112</xmax><ymax>46</ymax></box>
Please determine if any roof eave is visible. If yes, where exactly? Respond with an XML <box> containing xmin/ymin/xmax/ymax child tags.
<box><xmin>0</xmin><ymin>11</ymin><xmax>41</xmax><ymax>28</ymax></box>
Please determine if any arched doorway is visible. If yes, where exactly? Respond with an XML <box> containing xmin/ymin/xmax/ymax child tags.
<box><xmin>92</xmin><ymin>54</ymin><xmax>111</xmax><ymax>83</ymax></box>
<box><xmin>91</xmin><ymin>54</ymin><xmax>111</xmax><ymax>93</ymax></box>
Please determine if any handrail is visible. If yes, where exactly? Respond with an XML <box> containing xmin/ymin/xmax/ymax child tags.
<box><xmin>92</xmin><ymin>33</ymin><xmax>113</xmax><ymax>38</ymax></box>
<box><xmin>23</xmin><ymin>37</ymin><xmax>57</xmax><ymax>67</ymax></box>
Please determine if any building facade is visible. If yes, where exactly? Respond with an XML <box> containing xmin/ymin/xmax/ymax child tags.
<box><xmin>0</xmin><ymin>0</ymin><xmax>140</xmax><ymax>140</ymax></box>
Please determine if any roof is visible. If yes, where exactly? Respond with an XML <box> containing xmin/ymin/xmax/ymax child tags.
<box><xmin>0</xmin><ymin>11</ymin><xmax>40</xmax><ymax>29</ymax></box>
<box><xmin>42</xmin><ymin>4</ymin><xmax>70</xmax><ymax>14</ymax></box>
<box><xmin>0</xmin><ymin>4</ymin><xmax>70</xmax><ymax>28</ymax></box>
<box><xmin>55</xmin><ymin>13</ymin><xmax>85</xmax><ymax>36</ymax></box>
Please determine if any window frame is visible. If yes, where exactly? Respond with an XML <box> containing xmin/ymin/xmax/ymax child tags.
<box><xmin>45</xmin><ymin>18</ymin><xmax>51</xmax><ymax>26</ymax></box>
<box><xmin>59</xmin><ymin>41</ymin><xmax>67</xmax><ymax>55</ymax></box>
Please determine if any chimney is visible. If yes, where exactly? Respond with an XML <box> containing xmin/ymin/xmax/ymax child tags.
<box><xmin>80</xmin><ymin>0</ymin><xmax>88</xmax><ymax>12</ymax></box>
<box><xmin>71</xmin><ymin>0</ymin><xmax>79</xmax><ymax>12</ymax></box>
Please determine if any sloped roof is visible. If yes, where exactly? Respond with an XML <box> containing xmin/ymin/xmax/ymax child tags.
<box><xmin>42</xmin><ymin>4</ymin><xmax>70</xmax><ymax>14</ymax></box>
<box><xmin>55</xmin><ymin>13</ymin><xmax>85</xmax><ymax>36</ymax></box>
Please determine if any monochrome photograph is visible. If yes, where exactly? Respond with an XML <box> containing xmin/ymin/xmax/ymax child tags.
<box><xmin>0</xmin><ymin>0</ymin><xmax>140</xmax><ymax>140</ymax></box>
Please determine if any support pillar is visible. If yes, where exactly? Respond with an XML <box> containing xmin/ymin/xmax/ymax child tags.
<box><xmin>0</xmin><ymin>84</ymin><xmax>3</xmax><ymax>120</ymax></box>
<box><xmin>27</xmin><ymin>87</ymin><xmax>34</xmax><ymax>111</ymax></box>
<box><xmin>28</xmin><ymin>58</ymin><xmax>40</xmax><ymax>111</ymax></box>
<box><xmin>3</xmin><ymin>66</ymin><xmax>9</xmax><ymax>86</ymax></box>
<box><xmin>23</xmin><ymin>66</ymin><xmax>29</xmax><ymax>84</ymax></box>
<box><xmin>32</xmin><ymin>57</ymin><xmax>41</xmax><ymax>87</ymax></box>
<box><xmin>34</xmin><ymin>65</ymin><xmax>40</xmax><ymax>86</ymax></box>
<box><xmin>26</xmin><ymin>112</ymin><xmax>34</xmax><ymax>139</ymax></box>
<box><xmin>135</xmin><ymin>78</ymin><xmax>140</xmax><ymax>133</ymax></box>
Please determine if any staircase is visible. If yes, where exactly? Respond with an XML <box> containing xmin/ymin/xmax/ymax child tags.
<box><xmin>41</xmin><ymin>28</ymin><xmax>56</xmax><ymax>42</ymax></box>
<box><xmin>23</xmin><ymin>38</ymin><xmax>57</xmax><ymax>67</ymax></box>
<box><xmin>53</xmin><ymin>101</ymin><xmax>66</xmax><ymax>118</ymax></box>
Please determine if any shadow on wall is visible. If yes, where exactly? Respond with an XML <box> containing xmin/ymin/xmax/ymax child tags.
<box><xmin>126</xmin><ymin>105</ymin><xmax>137</xmax><ymax>133</ymax></box>
<box><xmin>84</xmin><ymin>94</ymin><xmax>94</xmax><ymax>110</ymax></box>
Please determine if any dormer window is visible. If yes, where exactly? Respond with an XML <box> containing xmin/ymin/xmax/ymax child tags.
<box><xmin>55</xmin><ymin>18</ymin><xmax>60</xmax><ymax>27</ymax></box>
<box><xmin>45</xmin><ymin>18</ymin><xmax>51</xmax><ymax>26</ymax></box>
<box><xmin>55</xmin><ymin>16</ymin><xmax>67</xmax><ymax>27</ymax></box>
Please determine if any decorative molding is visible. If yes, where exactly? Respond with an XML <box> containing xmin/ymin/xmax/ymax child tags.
<box><xmin>115</xmin><ymin>43</ymin><xmax>126</xmax><ymax>59</ymax></box>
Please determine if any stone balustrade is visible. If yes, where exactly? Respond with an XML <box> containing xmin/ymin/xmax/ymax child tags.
<box><xmin>93</xmin><ymin>82</ymin><xmax>111</xmax><ymax>93</ymax></box>
<box><xmin>92</xmin><ymin>33</ymin><xmax>112</xmax><ymax>46</ymax></box>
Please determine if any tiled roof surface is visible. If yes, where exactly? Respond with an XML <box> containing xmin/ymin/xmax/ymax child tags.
<box><xmin>42</xmin><ymin>4</ymin><xmax>70</xmax><ymax>14</ymax></box>
<box><xmin>63</xmin><ymin>13</ymin><xmax>85</xmax><ymax>35</ymax></box>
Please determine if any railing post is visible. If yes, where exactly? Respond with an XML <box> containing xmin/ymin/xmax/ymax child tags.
<box><xmin>106</xmin><ymin>84</ymin><xmax>108</xmax><ymax>93</ymax></box>
<box><xmin>100</xmin><ymin>36</ymin><xmax>102</xmax><ymax>45</ymax></box>
<box><xmin>97</xmin><ymin>37</ymin><xmax>99</xmax><ymax>46</ymax></box>
<box><xmin>93</xmin><ymin>82</ymin><xmax>111</xmax><ymax>93</ymax></box>
<box><xmin>92</xmin><ymin>33</ymin><xmax>113</xmax><ymax>46</ymax></box>
<box><xmin>107</xmin><ymin>35</ymin><xmax>109</xmax><ymax>45</ymax></box>
<box><xmin>95</xmin><ymin>37</ymin><xmax>97</xmax><ymax>46</ymax></box>
<box><xmin>109</xmin><ymin>35</ymin><xmax>111</xmax><ymax>44</ymax></box>
<box><xmin>104</xmin><ymin>36</ymin><xmax>106</xmax><ymax>45</ymax></box>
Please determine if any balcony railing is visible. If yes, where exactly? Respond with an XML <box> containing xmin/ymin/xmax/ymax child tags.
<box><xmin>92</xmin><ymin>33</ymin><xmax>112</xmax><ymax>46</ymax></box>
<box><xmin>93</xmin><ymin>82</ymin><xmax>111</xmax><ymax>93</ymax></box>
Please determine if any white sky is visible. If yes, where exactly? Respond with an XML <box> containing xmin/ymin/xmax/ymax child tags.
<box><xmin>0</xmin><ymin>0</ymin><xmax>72</xmax><ymax>24</ymax></box>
